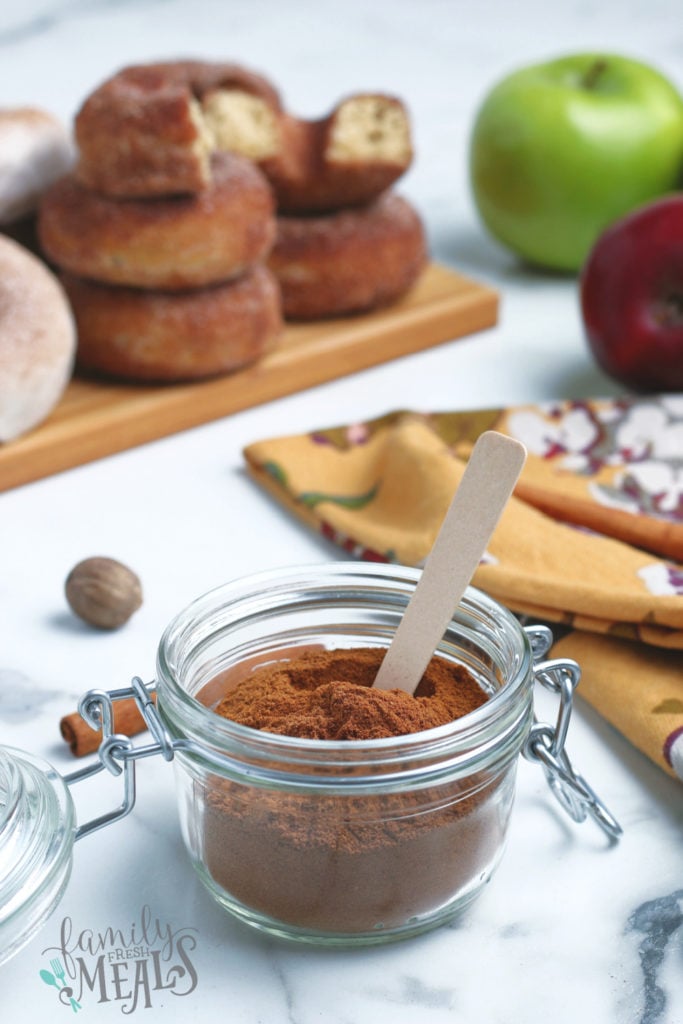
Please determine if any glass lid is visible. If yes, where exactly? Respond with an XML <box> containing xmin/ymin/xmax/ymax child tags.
<box><xmin>0</xmin><ymin>746</ymin><xmax>75</xmax><ymax>967</ymax></box>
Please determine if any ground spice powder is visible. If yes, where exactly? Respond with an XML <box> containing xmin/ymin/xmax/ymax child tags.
<box><xmin>202</xmin><ymin>647</ymin><xmax>513</xmax><ymax>937</ymax></box>
<box><xmin>213</xmin><ymin>647</ymin><xmax>488</xmax><ymax>739</ymax></box>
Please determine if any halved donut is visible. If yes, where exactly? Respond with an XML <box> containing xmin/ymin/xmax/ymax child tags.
<box><xmin>74</xmin><ymin>60</ymin><xmax>413</xmax><ymax>212</ymax></box>
<box><xmin>206</xmin><ymin>92</ymin><xmax>413</xmax><ymax>213</ymax></box>
<box><xmin>75</xmin><ymin>60</ymin><xmax>281</xmax><ymax>198</ymax></box>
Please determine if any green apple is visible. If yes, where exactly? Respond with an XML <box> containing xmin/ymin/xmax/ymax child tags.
<box><xmin>469</xmin><ymin>54</ymin><xmax>683</xmax><ymax>271</ymax></box>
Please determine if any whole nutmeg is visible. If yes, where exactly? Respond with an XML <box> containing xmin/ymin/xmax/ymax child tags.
<box><xmin>65</xmin><ymin>556</ymin><xmax>143</xmax><ymax>629</ymax></box>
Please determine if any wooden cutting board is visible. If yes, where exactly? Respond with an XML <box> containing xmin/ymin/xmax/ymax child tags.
<box><xmin>0</xmin><ymin>263</ymin><xmax>497</xmax><ymax>493</ymax></box>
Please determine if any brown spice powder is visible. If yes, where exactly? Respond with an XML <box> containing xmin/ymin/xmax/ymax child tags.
<box><xmin>213</xmin><ymin>647</ymin><xmax>488</xmax><ymax>739</ymax></box>
<box><xmin>201</xmin><ymin>647</ymin><xmax>512</xmax><ymax>937</ymax></box>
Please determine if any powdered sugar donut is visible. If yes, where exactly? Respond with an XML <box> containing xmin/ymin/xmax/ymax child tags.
<box><xmin>0</xmin><ymin>235</ymin><xmax>76</xmax><ymax>440</ymax></box>
<box><xmin>0</xmin><ymin>108</ymin><xmax>74</xmax><ymax>224</ymax></box>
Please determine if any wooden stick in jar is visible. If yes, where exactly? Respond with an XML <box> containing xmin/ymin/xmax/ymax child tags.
<box><xmin>60</xmin><ymin>693</ymin><xmax>155</xmax><ymax>757</ymax></box>
<box><xmin>373</xmin><ymin>431</ymin><xmax>527</xmax><ymax>694</ymax></box>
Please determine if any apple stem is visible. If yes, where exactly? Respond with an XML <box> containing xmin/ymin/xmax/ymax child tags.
<box><xmin>581</xmin><ymin>58</ymin><xmax>608</xmax><ymax>90</ymax></box>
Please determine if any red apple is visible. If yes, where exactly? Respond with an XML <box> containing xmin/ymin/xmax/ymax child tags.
<box><xmin>580</xmin><ymin>194</ymin><xmax>683</xmax><ymax>392</ymax></box>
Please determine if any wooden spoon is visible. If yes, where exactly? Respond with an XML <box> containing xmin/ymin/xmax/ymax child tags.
<box><xmin>373</xmin><ymin>430</ymin><xmax>526</xmax><ymax>694</ymax></box>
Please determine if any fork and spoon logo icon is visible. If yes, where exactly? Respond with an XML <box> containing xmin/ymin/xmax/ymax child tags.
<box><xmin>39</xmin><ymin>957</ymin><xmax>82</xmax><ymax>1013</ymax></box>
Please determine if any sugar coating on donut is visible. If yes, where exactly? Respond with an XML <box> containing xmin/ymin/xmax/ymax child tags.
<box><xmin>39</xmin><ymin>151</ymin><xmax>276</xmax><ymax>290</ymax></box>
<box><xmin>0</xmin><ymin>235</ymin><xmax>75</xmax><ymax>440</ymax></box>
<box><xmin>325</xmin><ymin>96</ymin><xmax>412</xmax><ymax>166</ymax></box>
<box><xmin>74</xmin><ymin>61</ymin><xmax>414</xmax><ymax>211</ymax></box>
<box><xmin>75</xmin><ymin>61</ymin><xmax>282</xmax><ymax>198</ymax></box>
<box><xmin>203</xmin><ymin>90</ymin><xmax>280</xmax><ymax>160</ymax></box>
<box><xmin>269</xmin><ymin>193</ymin><xmax>427</xmax><ymax>319</ymax></box>
<box><xmin>0</xmin><ymin>108</ymin><xmax>74</xmax><ymax>223</ymax></box>
<box><xmin>76</xmin><ymin>85</ymin><xmax>213</xmax><ymax>197</ymax></box>
<box><xmin>62</xmin><ymin>264</ymin><xmax>282</xmax><ymax>382</ymax></box>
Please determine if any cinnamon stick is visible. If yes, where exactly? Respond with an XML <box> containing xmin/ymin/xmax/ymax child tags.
<box><xmin>60</xmin><ymin>694</ymin><xmax>154</xmax><ymax>757</ymax></box>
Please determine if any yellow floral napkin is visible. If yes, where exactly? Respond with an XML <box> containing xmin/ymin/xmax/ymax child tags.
<box><xmin>244</xmin><ymin>396</ymin><xmax>683</xmax><ymax>780</ymax></box>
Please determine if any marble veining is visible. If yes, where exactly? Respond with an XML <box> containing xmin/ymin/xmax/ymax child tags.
<box><xmin>270</xmin><ymin>956</ymin><xmax>299</xmax><ymax>1024</ymax></box>
<box><xmin>628</xmin><ymin>890</ymin><xmax>683</xmax><ymax>1024</ymax></box>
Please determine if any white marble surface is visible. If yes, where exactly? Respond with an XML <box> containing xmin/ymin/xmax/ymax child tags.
<box><xmin>1</xmin><ymin>1</ymin><xmax>682</xmax><ymax>1021</ymax></box>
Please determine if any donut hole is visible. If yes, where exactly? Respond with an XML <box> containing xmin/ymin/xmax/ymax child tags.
<box><xmin>326</xmin><ymin>96</ymin><xmax>411</xmax><ymax>165</ymax></box>
<box><xmin>202</xmin><ymin>90</ymin><xmax>280</xmax><ymax>161</ymax></box>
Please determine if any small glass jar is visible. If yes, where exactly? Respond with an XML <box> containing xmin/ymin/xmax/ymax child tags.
<box><xmin>156</xmin><ymin>563</ymin><xmax>535</xmax><ymax>945</ymax></box>
<box><xmin>0</xmin><ymin>562</ymin><xmax>620</xmax><ymax>961</ymax></box>
<box><xmin>0</xmin><ymin>748</ymin><xmax>74</xmax><ymax>964</ymax></box>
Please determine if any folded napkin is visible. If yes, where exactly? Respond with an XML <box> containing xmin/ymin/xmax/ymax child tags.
<box><xmin>244</xmin><ymin>396</ymin><xmax>683</xmax><ymax>780</ymax></box>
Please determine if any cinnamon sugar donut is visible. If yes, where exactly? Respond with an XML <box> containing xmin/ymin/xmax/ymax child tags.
<box><xmin>206</xmin><ymin>92</ymin><xmax>413</xmax><ymax>213</ymax></box>
<box><xmin>39</xmin><ymin>152</ymin><xmax>275</xmax><ymax>290</ymax></box>
<box><xmin>62</xmin><ymin>265</ymin><xmax>282</xmax><ymax>382</ymax></box>
<box><xmin>268</xmin><ymin>193</ymin><xmax>427</xmax><ymax>320</ymax></box>
<box><xmin>0</xmin><ymin>235</ymin><xmax>76</xmax><ymax>440</ymax></box>
<box><xmin>74</xmin><ymin>60</ymin><xmax>412</xmax><ymax>211</ymax></box>
<box><xmin>75</xmin><ymin>60</ymin><xmax>281</xmax><ymax>198</ymax></box>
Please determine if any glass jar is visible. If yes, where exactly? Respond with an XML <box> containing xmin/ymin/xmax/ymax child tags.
<box><xmin>0</xmin><ymin>748</ymin><xmax>75</xmax><ymax>965</ymax></box>
<box><xmin>155</xmin><ymin>563</ymin><xmax>561</xmax><ymax>945</ymax></box>
<box><xmin>0</xmin><ymin>562</ymin><xmax>620</xmax><ymax>961</ymax></box>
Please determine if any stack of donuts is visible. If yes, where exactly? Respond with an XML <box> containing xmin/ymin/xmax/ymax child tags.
<box><xmin>240</xmin><ymin>84</ymin><xmax>429</xmax><ymax>319</ymax></box>
<box><xmin>39</xmin><ymin>63</ymin><xmax>283</xmax><ymax>382</ymax></box>
<box><xmin>39</xmin><ymin>60</ymin><xmax>427</xmax><ymax>382</ymax></box>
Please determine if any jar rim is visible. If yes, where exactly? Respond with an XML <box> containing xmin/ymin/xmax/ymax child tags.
<box><xmin>156</xmin><ymin>562</ymin><xmax>534</xmax><ymax>764</ymax></box>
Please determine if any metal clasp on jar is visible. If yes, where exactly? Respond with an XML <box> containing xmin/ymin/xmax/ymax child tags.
<box><xmin>63</xmin><ymin>677</ymin><xmax>240</xmax><ymax>840</ymax></box>
<box><xmin>522</xmin><ymin>625</ymin><xmax>622</xmax><ymax>840</ymax></box>
<box><xmin>63</xmin><ymin>677</ymin><xmax>172</xmax><ymax>840</ymax></box>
